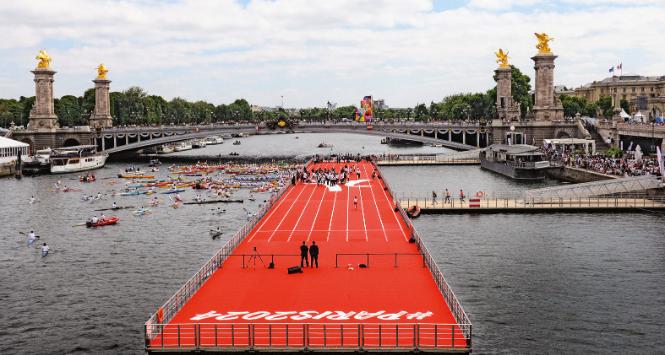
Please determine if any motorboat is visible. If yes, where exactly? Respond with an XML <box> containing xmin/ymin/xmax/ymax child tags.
<box><xmin>156</xmin><ymin>145</ymin><xmax>174</xmax><ymax>154</ymax></box>
<box><xmin>174</xmin><ymin>141</ymin><xmax>193</xmax><ymax>152</ymax></box>
<box><xmin>205</xmin><ymin>136</ymin><xmax>224</xmax><ymax>145</ymax></box>
<box><xmin>50</xmin><ymin>145</ymin><xmax>108</xmax><ymax>174</ymax></box>
<box><xmin>86</xmin><ymin>216</ymin><xmax>120</xmax><ymax>228</ymax></box>
<box><xmin>192</xmin><ymin>139</ymin><xmax>207</xmax><ymax>149</ymax></box>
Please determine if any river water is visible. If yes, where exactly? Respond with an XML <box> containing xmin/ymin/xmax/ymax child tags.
<box><xmin>1</xmin><ymin>133</ymin><xmax>664</xmax><ymax>354</ymax></box>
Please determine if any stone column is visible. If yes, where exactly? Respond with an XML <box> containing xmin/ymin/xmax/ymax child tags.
<box><xmin>89</xmin><ymin>79</ymin><xmax>113</xmax><ymax>128</ymax></box>
<box><xmin>531</xmin><ymin>54</ymin><xmax>564</xmax><ymax>121</ymax></box>
<box><xmin>28</xmin><ymin>68</ymin><xmax>59</xmax><ymax>131</ymax></box>
<box><xmin>494</xmin><ymin>67</ymin><xmax>520</xmax><ymax>122</ymax></box>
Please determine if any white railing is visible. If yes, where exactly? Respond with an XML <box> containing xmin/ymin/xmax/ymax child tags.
<box><xmin>374</xmin><ymin>161</ymin><xmax>472</xmax><ymax>342</ymax></box>
<box><xmin>145</xmin><ymin>166</ymin><xmax>302</xmax><ymax>340</ymax></box>
<box><xmin>145</xmin><ymin>322</ymin><xmax>471</xmax><ymax>352</ymax></box>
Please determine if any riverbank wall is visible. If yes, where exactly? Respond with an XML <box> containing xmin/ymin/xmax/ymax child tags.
<box><xmin>546</xmin><ymin>166</ymin><xmax>616</xmax><ymax>183</ymax></box>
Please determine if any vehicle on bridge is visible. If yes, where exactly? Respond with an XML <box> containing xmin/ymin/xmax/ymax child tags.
<box><xmin>50</xmin><ymin>145</ymin><xmax>108</xmax><ymax>174</ymax></box>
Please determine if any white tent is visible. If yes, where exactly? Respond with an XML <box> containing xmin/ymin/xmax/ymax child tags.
<box><xmin>0</xmin><ymin>136</ymin><xmax>30</xmax><ymax>164</ymax></box>
<box><xmin>633</xmin><ymin>111</ymin><xmax>645</xmax><ymax>123</ymax></box>
<box><xmin>620</xmin><ymin>109</ymin><xmax>631</xmax><ymax>119</ymax></box>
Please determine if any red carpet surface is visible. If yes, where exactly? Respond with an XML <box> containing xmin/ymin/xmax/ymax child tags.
<box><xmin>150</xmin><ymin>161</ymin><xmax>467</xmax><ymax>350</ymax></box>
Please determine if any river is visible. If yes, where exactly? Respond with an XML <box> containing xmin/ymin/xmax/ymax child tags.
<box><xmin>1</xmin><ymin>133</ymin><xmax>663</xmax><ymax>354</ymax></box>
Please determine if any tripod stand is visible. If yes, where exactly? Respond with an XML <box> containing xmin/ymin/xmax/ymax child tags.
<box><xmin>247</xmin><ymin>247</ymin><xmax>265</xmax><ymax>269</ymax></box>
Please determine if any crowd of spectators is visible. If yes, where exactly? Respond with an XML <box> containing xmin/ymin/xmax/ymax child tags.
<box><xmin>543</xmin><ymin>146</ymin><xmax>662</xmax><ymax>177</ymax></box>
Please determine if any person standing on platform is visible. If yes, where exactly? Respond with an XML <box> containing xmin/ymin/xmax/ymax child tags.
<box><xmin>459</xmin><ymin>189</ymin><xmax>465</xmax><ymax>203</ymax></box>
<box><xmin>300</xmin><ymin>241</ymin><xmax>309</xmax><ymax>267</ymax></box>
<box><xmin>309</xmin><ymin>241</ymin><xmax>319</xmax><ymax>268</ymax></box>
<box><xmin>432</xmin><ymin>190</ymin><xmax>438</xmax><ymax>205</ymax></box>
<box><xmin>444</xmin><ymin>188</ymin><xmax>451</xmax><ymax>204</ymax></box>
<box><xmin>353</xmin><ymin>195</ymin><xmax>358</xmax><ymax>209</ymax></box>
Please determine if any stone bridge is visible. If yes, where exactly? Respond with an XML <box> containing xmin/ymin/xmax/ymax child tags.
<box><xmin>95</xmin><ymin>122</ymin><xmax>485</xmax><ymax>154</ymax></box>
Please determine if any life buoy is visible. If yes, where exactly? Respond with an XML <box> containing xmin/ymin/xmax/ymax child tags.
<box><xmin>475</xmin><ymin>191</ymin><xmax>485</xmax><ymax>198</ymax></box>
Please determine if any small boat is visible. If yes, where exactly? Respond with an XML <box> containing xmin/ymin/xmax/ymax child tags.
<box><xmin>161</xmin><ymin>189</ymin><xmax>186</xmax><ymax>194</ymax></box>
<box><xmin>132</xmin><ymin>209</ymin><xmax>152</xmax><ymax>216</ymax></box>
<box><xmin>149</xmin><ymin>159</ymin><xmax>161</xmax><ymax>167</ymax></box>
<box><xmin>86</xmin><ymin>216</ymin><xmax>120</xmax><ymax>228</ymax></box>
<box><xmin>205</xmin><ymin>136</ymin><xmax>224</xmax><ymax>145</ymax></box>
<box><xmin>232</xmin><ymin>140</ymin><xmax>241</xmax><ymax>145</ymax></box>
<box><xmin>174</xmin><ymin>141</ymin><xmax>193</xmax><ymax>152</ymax></box>
<box><xmin>407</xmin><ymin>205</ymin><xmax>421</xmax><ymax>219</ymax></box>
<box><xmin>94</xmin><ymin>206</ymin><xmax>134</xmax><ymax>212</ymax></box>
<box><xmin>210</xmin><ymin>230</ymin><xmax>223</xmax><ymax>239</ymax></box>
<box><xmin>317</xmin><ymin>143</ymin><xmax>333</xmax><ymax>148</ymax></box>
<box><xmin>183</xmin><ymin>199</ymin><xmax>243</xmax><ymax>205</ymax></box>
<box><xmin>156</xmin><ymin>145</ymin><xmax>175</xmax><ymax>154</ymax></box>
<box><xmin>192</xmin><ymin>139</ymin><xmax>207</xmax><ymax>149</ymax></box>
<box><xmin>118</xmin><ymin>173</ymin><xmax>155</xmax><ymax>179</ymax></box>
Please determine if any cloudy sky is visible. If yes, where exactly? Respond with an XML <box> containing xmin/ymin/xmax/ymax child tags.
<box><xmin>0</xmin><ymin>0</ymin><xmax>664</xmax><ymax>108</ymax></box>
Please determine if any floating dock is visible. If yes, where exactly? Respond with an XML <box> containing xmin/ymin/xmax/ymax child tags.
<box><xmin>145</xmin><ymin>161</ymin><xmax>471</xmax><ymax>353</ymax></box>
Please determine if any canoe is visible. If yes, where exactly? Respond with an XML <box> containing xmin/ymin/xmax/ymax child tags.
<box><xmin>118</xmin><ymin>173</ymin><xmax>155</xmax><ymax>179</ymax></box>
<box><xmin>183</xmin><ymin>199</ymin><xmax>243</xmax><ymax>205</ymax></box>
<box><xmin>86</xmin><ymin>216</ymin><xmax>120</xmax><ymax>228</ymax></box>
<box><xmin>161</xmin><ymin>189</ymin><xmax>186</xmax><ymax>194</ymax></box>
<box><xmin>94</xmin><ymin>206</ymin><xmax>134</xmax><ymax>212</ymax></box>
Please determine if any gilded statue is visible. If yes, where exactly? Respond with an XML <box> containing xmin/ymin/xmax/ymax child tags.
<box><xmin>35</xmin><ymin>50</ymin><xmax>51</xmax><ymax>69</ymax></box>
<box><xmin>495</xmin><ymin>48</ymin><xmax>510</xmax><ymax>68</ymax></box>
<box><xmin>97</xmin><ymin>64</ymin><xmax>108</xmax><ymax>79</ymax></box>
<box><xmin>534</xmin><ymin>32</ymin><xmax>553</xmax><ymax>54</ymax></box>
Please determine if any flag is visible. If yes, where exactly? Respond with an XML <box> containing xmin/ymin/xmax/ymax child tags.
<box><xmin>657</xmin><ymin>146</ymin><xmax>665</xmax><ymax>178</ymax></box>
<box><xmin>609</xmin><ymin>67</ymin><xmax>614</xmax><ymax>73</ymax></box>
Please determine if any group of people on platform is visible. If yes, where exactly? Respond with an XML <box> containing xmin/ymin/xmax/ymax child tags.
<box><xmin>431</xmin><ymin>188</ymin><xmax>466</xmax><ymax>204</ymax></box>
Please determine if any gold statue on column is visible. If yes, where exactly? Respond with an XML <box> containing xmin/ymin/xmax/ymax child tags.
<box><xmin>35</xmin><ymin>50</ymin><xmax>52</xmax><ymax>69</ymax></box>
<box><xmin>534</xmin><ymin>33</ymin><xmax>553</xmax><ymax>54</ymax></box>
<box><xmin>96</xmin><ymin>64</ymin><xmax>109</xmax><ymax>79</ymax></box>
<box><xmin>495</xmin><ymin>49</ymin><xmax>510</xmax><ymax>69</ymax></box>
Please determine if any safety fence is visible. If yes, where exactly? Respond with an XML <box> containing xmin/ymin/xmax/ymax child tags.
<box><xmin>397</xmin><ymin>191</ymin><xmax>665</xmax><ymax>210</ymax></box>
<box><xmin>376</xmin><ymin>154</ymin><xmax>480</xmax><ymax>165</ymax></box>
<box><xmin>375</xmin><ymin>162</ymin><xmax>472</xmax><ymax>345</ymax></box>
<box><xmin>335</xmin><ymin>253</ymin><xmax>424</xmax><ymax>268</ymax></box>
<box><xmin>146</xmin><ymin>322</ymin><xmax>471</xmax><ymax>352</ymax></box>
<box><xmin>145</xmin><ymin>164</ymin><xmax>304</xmax><ymax>342</ymax></box>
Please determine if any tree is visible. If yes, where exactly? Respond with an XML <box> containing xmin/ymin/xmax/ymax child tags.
<box><xmin>597</xmin><ymin>96</ymin><xmax>614</xmax><ymax>119</ymax></box>
<box><xmin>413</xmin><ymin>103</ymin><xmax>429</xmax><ymax>121</ymax></box>
<box><xmin>55</xmin><ymin>95</ymin><xmax>83</xmax><ymax>127</ymax></box>
<box><xmin>560</xmin><ymin>95</ymin><xmax>598</xmax><ymax>118</ymax></box>
<box><xmin>620</xmin><ymin>99</ymin><xmax>630</xmax><ymax>114</ymax></box>
<box><xmin>507</xmin><ymin>65</ymin><xmax>532</xmax><ymax>118</ymax></box>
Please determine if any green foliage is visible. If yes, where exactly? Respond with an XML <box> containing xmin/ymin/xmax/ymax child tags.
<box><xmin>606</xmin><ymin>146</ymin><xmax>622</xmax><ymax>158</ymax></box>
<box><xmin>508</xmin><ymin>65</ymin><xmax>532</xmax><ymax>118</ymax></box>
<box><xmin>560</xmin><ymin>95</ymin><xmax>597</xmax><ymax>117</ymax></box>
<box><xmin>620</xmin><ymin>99</ymin><xmax>630</xmax><ymax>114</ymax></box>
<box><xmin>597</xmin><ymin>96</ymin><xmax>614</xmax><ymax>119</ymax></box>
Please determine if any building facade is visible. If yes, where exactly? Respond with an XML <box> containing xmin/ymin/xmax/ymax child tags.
<box><xmin>573</xmin><ymin>75</ymin><xmax>665</xmax><ymax>119</ymax></box>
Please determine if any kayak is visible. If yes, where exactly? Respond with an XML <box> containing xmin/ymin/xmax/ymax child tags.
<box><xmin>183</xmin><ymin>199</ymin><xmax>243</xmax><ymax>205</ymax></box>
<box><xmin>94</xmin><ymin>206</ymin><xmax>134</xmax><ymax>212</ymax></box>
<box><xmin>118</xmin><ymin>173</ymin><xmax>155</xmax><ymax>179</ymax></box>
<box><xmin>86</xmin><ymin>216</ymin><xmax>120</xmax><ymax>228</ymax></box>
<box><xmin>162</xmin><ymin>189</ymin><xmax>186</xmax><ymax>194</ymax></box>
<box><xmin>132</xmin><ymin>209</ymin><xmax>152</xmax><ymax>216</ymax></box>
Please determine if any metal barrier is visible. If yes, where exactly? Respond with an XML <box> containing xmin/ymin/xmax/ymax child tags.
<box><xmin>145</xmin><ymin>165</ymin><xmax>304</xmax><ymax>341</ymax></box>
<box><xmin>335</xmin><ymin>253</ymin><xmax>424</xmax><ymax>268</ymax></box>
<box><xmin>398</xmin><ymin>191</ymin><xmax>665</xmax><ymax>210</ymax></box>
<box><xmin>145</xmin><ymin>322</ymin><xmax>471</xmax><ymax>352</ymax></box>
<box><xmin>373</xmin><ymin>161</ymin><xmax>472</xmax><ymax>344</ymax></box>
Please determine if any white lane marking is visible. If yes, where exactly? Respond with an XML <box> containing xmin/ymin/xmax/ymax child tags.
<box><xmin>357</xmin><ymin>181</ymin><xmax>368</xmax><ymax>242</ymax></box>
<box><xmin>326</xmin><ymin>184</ymin><xmax>338</xmax><ymax>242</ymax></box>
<box><xmin>377</xmin><ymin>167</ymin><xmax>409</xmax><ymax>241</ymax></box>
<box><xmin>249</xmin><ymin>186</ymin><xmax>296</xmax><ymax>242</ymax></box>
<box><xmin>363</xmin><ymin>164</ymin><xmax>388</xmax><ymax>242</ymax></box>
<box><xmin>307</xmin><ymin>186</ymin><xmax>327</xmax><ymax>242</ymax></box>
<box><xmin>346</xmin><ymin>182</ymin><xmax>350</xmax><ymax>242</ymax></box>
<box><xmin>287</xmin><ymin>183</ymin><xmax>319</xmax><ymax>242</ymax></box>
<box><xmin>267</xmin><ymin>184</ymin><xmax>310</xmax><ymax>242</ymax></box>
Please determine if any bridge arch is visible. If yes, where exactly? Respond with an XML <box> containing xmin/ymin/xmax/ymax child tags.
<box><xmin>62</xmin><ymin>138</ymin><xmax>81</xmax><ymax>147</ymax></box>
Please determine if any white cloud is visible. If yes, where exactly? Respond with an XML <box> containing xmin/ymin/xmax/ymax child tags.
<box><xmin>0</xmin><ymin>0</ymin><xmax>664</xmax><ymax>107</ymax></box>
